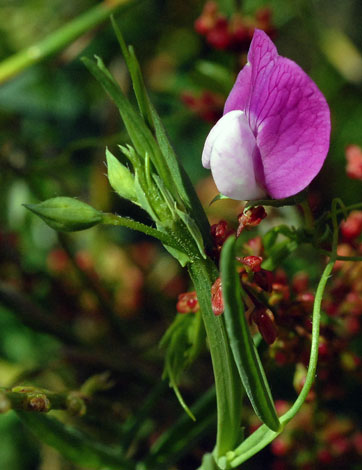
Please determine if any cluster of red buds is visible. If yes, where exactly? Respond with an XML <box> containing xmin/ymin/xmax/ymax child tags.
<box><xmin>345</xmin><ymin>144</ymin><xmax>362</xmax><ymax>181</ymax></box>
<box><xmin>181</xmin><ymin>90</ymin><xmax>224</xmax><ymax>124</ymax></box>
<box><xmin>194</xmin><ymin>2</ymin><xmax>275</xmax><ymax>51</ymax></box>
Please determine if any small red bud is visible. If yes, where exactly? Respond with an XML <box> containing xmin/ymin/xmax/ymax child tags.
<box><xmin>237</xmin><ymin>206</ymin><xmax>267</xmax><ymax>236</ymax></box>
<box><xmin>176</xmin><ymin>291</ymin><xmax>199</xmax><ymax>313</ymax></box>
<box><xmin>239</xmin><ymin>255</ymin><xmax>263</xmax><ymax>272</ymax></box>
<box><xmin>211</xmin><ymin>278</ymin><xmax>224</xmax><ymax>315</ymax></box>
<box><xmin>252</xmin><ymin>308</ymin><xmax>277</xmax><ymax>344</ymax></box>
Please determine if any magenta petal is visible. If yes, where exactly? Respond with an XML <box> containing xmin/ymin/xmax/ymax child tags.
<box><xmin>223</xmin><ymin>29</ymin><xmax>331</xmax><ymax>199</ymax></box>
<box><xmin>224</xmin><ymin>29</ymin><xmax>278</xmax><ymax>116</ymax></box>
<box><xmin>202</xmin><ymin>111</ymin><xmax>266</xmax><ymax>200</ymax></box>
<box><xmin>255</xmin><ymin>55</ymin><xmax>330</xmax><ymax>198</ymax></box>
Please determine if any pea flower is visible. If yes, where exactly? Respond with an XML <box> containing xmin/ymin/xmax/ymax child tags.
<box><xmin>202</xmin><ymin>29</ymin><xmax>331</xmax><ymax>200</ymax></box>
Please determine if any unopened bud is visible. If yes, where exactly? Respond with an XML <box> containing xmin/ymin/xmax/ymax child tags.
<box><xmin>176</xmin><ymin>291</ymin><xmax>199</xmax><ymax>313</ymax></box>
<box><xmin>252</xmin><ymin>308</ymin><xmax>277</xmax><ymax>344</ymax></box>
<box><xmin>211</xmin><ymin>277</ymin><xmax>224</xmax><ymax>315</ymax></box>
<box><xmin>239</xmin><ymin>255</ymin><xmax>263</xmax><ymax>272</ymax></box>
<box><xmin>106</xmin><ymin>148</ymin><xmax>137</xmax><ymax>203</ymax></box>
<box><xmin>237</xmin><ymin>206</ymin><xmax>267</xmax><ymax>236</ymax></box>
<box><xmin>24</xmin><ymin>197</ymin><xmax>103</xmax><ymax>232</ymax></box>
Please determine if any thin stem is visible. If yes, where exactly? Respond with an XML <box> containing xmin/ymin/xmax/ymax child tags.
<box><xmin>189</xmin><ymin>259</ymin><xmax>243</xmax><ymax>460</ymax></box>
<box><xmin>300</xmin><ymin>200</ymin><xmax>314</xmax><ymax>230</ymax></box>
<box><xmin>280</xmin><ymin>199</ymin><xmax>339</xmax><ymax>424</ymax></box>
<box><xmin>102</xmin><ymin>213</ymin><xmax>186</xmax><ymax>253</ymax></box>
<box><xmin>0</xmin><ymin>0</ymin><xmax>133</xmax><ymax>84</ymax></box>
<box><xmin>0</xmin><ymin>387</ymin><xmax>85</xmax><ymax>415</ymax></box>
<box><xmin>317</xmin><ymin>202</ymin><xmax>362</xmax><ymax>224</ymax></box>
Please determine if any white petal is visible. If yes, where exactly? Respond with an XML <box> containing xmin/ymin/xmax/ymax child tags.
<box><xmin>202</xmin><ymin>110</ymin><xmax>266</xmax><ymax>200</ymax></box>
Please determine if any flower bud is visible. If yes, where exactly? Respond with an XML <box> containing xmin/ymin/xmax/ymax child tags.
<box><xmin>211</xmin><ymin>277</ymin><xmax>224</xmax><ymax>315</ymax></box>
<box><xmin>106</xmin><ymin>148</ymin><xmax>137</xmax><ymax>203</ymax></box>
<box><xmin>176</xmin><ymin>291</ymin><xmax>199</xmax><ymax>313</ymax></box>
<box><xmin>24</xmin><ymin>197</ymin><xmax>103</xmax><ymax>232</ymax></box>
<box><xmin>252</xmin><ymin>308</ymin><xmax>277</xmax><ymax>344</ymax></box>
<box><xmin>237</xmin><ymin>206</ymin><xmax>267</xmax><ymax>236</ymax></box>
<box><xmin>239</xmin><ymin>255</ymin><xmax>263</xmax><ymax>272</ymax></box>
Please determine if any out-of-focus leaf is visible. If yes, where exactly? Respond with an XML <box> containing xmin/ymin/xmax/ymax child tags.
<box><xmin>220</xmin><ymin>236</ymin><xmax>280</xmax><ymax>432</ymax></box>
<box><xmin>194</xmin><ymin>61</ymin><xmax>234</xmax><ymax>95</ymax></box>
<box><xmin>17</xmin><ymin>411</ymin><xmax>132</xmax><ymax>469</ymax></box>
<box><xmin>160</xmin><ymin>312</ymin><xmax>205</xmax><ymax>420</ymax></box>
<box><xmin>262</xmin><ymin>240</ymin><xmax>298</xmax><ymax>271</ymax></box>
<box><xmin>142</xmin><ymin>386</ymin><xmax>216</xmax><ymax>469</ymax></box>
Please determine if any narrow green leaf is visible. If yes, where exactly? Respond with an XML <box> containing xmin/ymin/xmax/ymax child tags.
<box><xmin>160</xmin><ymin>313</ymin><xmax>205</xmax><ymax>420</ymax></box>
<box><xmin>220</xmin><ymin>236</ymin><xmax>280</xmax><ymax>432</ymax></box>
<box><xmin>110</xmin><ymin>15</ymin><xmax>153</xmax><ymax>128</ymax></box>
<box><xmin>17</xmin><ymin>411</ymin><xmax>132</xmax><ymax>469</ymax></box>
<box><xmin>175</xmin><ymin>206</ymin><xmax>207</xmax><ymax>259</ymax></box>
<box><xmin>82</xmin><ymin>56</ymin><xmax>172</xmax><ymax>191</ymax></box>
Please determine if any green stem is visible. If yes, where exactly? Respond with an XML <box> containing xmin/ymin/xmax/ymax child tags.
<box><xmin>0</xmin><ymin>387</ymin><xmax>86</xmax><ymax>416</ymax></box>
<box><xmin>300</xmin><ymin>200</ymin><xmax>314</xmax><ymax>230</ymax></box>
<box><xmin>0</xmin><ymin>0</ymin><xmax>133</xmax><ymax>84</ymax></box>
<box><xmin>102</xmin><ymin>213</ymin><xmax>187</xmax><ymax>253</ymax></box>
<box><xmin>189</xmin><ymin>259</ymin><xmax>243</xmax><ymax>460</ymax></box>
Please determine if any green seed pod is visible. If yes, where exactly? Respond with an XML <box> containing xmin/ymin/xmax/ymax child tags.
<box><xmin>24</xmin><ymin>197</ymin><xmax>103</xmax><ymax>232</ymax></box>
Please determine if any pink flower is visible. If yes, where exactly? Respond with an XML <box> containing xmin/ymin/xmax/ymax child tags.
<box><xmin>202</xmin><ymin>29</ymin><xmax>331</xmax><ymax>200</ymax></box>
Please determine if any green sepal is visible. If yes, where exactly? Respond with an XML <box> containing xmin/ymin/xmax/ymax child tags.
<box><xmin>220</xmin><ymin>236</ymin><xmax>281</xmax><ymax>432</ymax></box>
<box><xmin>16</xmin><ymin>411</ymin><xmax>132</xmax><ymax>469</ymax></box>
<box><xmin>24</xmin><ymin>197</ymin><xmax>103</xmax><ymax>232</ymax></box>
<box><xmin>244</xmin><ymin>190</ymin><xmax>307</xmax><ymax>211</ymax></box>
<box><xmin>105</xmin><ymin>148</ymin><xmax>138</xmax><ymax>203</ymax></box>
<box><xmin>209</xmin><ymin>193</ymin><xmax>230</xmax><ymax>205</ymax></box>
